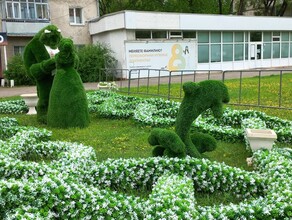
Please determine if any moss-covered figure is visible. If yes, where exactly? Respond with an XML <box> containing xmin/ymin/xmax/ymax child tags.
<box><xmin>23</xmin><ymin>25</ymin><xmax>62</xmax><ymax>123</ymax></box>
<box><xmin>148</xmin><ymin>128</ymin><xmax>186</xmax><ymax>158</ymax></box>
<box><xmin>175</xmin><ymin>80</ymin><xmax>230</xmax><ymax>158</ymax></box>
<box><xmin>190</xmin><ymin>131</ymin><xmax>217</xmax><ymax>154</ymax></box>
<box><xmin>149</xmin><ymin>80</ymin><xmax>229</xmax><ymax>158</ymax></box>
<box><xmin>47</xmin><ymin>38</ymin><xmax>90</xmax><ymax>128</ymax></box>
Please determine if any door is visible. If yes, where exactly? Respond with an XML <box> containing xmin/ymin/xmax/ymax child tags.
<box><xmin>250</xmin><ymin>43</ymin><xmax>262</xmax><ymax>68</ymax></box>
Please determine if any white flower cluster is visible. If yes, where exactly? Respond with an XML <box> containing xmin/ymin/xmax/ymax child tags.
<box><xmin>0</xmin><ymin>100</ymin><xmax>28</xmax><ymax>114</ymax></box>
<box><xmin>194</xmin><ymin>108</ymin><xmax>292</xmax><ymax>144</ymax></box>
<box><xmin>0</xmin><ymin>119</ymin><xmax>291</xmax><ymax>219</ymax></box>
<box><xmin>2</xmin><ymin>92</ymin><xmax>290</xmax><ymax>143</ymax></box>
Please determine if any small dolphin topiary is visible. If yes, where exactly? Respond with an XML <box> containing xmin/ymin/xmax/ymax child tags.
<box><xmin>148</xmin><ymin>128</ymin><xmax>186</xmax><ymax>158</ymax></box>
<box><xmin>47</xmin><ymin>38</ymin><xmax>90</xmax><ymax>128</ymax></box>
<box><xmin>23</xmin><ymin>25</ymin><xmax>62</xmax><ymax>123</ymax></box>
<box><xmin>149</xmin><ymin>80</ymin><xmax>230</xmax><ymax>158</ymax></box>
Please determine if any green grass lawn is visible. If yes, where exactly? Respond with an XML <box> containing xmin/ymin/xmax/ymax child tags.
<box><xmin>120</xmin><ymin>73</ymin><xmax>292</xmax><ymax>120</ymax></box>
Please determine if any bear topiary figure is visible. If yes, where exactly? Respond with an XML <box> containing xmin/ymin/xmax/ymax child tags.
<box><xmin>23</xmin><ymin>25</ymin><xmax>62</xmax><ymax>124</ymax></box>
<box><xmin>149</xmin><ymin>80</ymin><xmax>229</xmax><ymax>158</ymax></box>
<box><xmin>47</xmin><ymin>38</ymin><xmax>90</xmax><ymax>128</ymax></box>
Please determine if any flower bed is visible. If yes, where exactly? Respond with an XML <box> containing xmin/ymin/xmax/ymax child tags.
<box><xmin>0</xmin><ymin>119</ymin><xmax>291</xmax><ymax>219</ymax></box>
<box><xmin>1</xmin><ymin>91</ymin><xmax>291</xmax><ymax>144</ymax></box>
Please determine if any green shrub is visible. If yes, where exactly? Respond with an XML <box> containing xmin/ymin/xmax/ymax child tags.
<box><xmin>77</xmin><ymin>43</ymin><xmax>117</xmax><ymax>82</ymax></box>
<box><xmin>4</xmin><ymin>54</ymin><xmax>35</xmax><ymax>85</ymax></box>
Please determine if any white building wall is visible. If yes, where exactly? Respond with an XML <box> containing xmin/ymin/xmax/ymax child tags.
<box><xmin>89</xmin><ymin>11</ymin><xmax>292</xmax><ymax>77</ymax></box>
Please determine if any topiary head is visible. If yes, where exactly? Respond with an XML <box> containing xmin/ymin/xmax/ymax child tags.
<box><xmin>39</xmin><ymin>25</ymin><xmax>62</xmax><ymax>49</ymax></box>
<box><xmin>58</xmin><ymin>38</ymin><xmax>74</xmax><ymax>53</ymax></box>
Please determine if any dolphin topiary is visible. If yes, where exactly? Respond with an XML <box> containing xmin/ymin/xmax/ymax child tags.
<box><xmin>149</xmin><ymin>80</ymin><xmax>230</xmax><ymax>158</ymax></box>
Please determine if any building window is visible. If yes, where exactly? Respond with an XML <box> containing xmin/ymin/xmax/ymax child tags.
<box><xmin>14</xmin><ymin>46</ymin><xmax>25</xmax><ymax>55</ymax></box>
<box><xmin>70</xmin><ymin>8</ymin><xmax>83</xmax><ymax>24</ymax></box>
<box><xmin>183</xmin><ymin>31</ymin><xmax>196</xmax><ymax>39</ymax></box>
<box><xmin>250</xmin><ymin>32</ymin><xmax>262</xmax><ymax>42</ymax></box>
<box><xmin>5</xmin><ymin>0</ymin><xmax>48</xmax><ymax>20</ymax></box>
<box><xmin>136</xmin><ymin>31</ymin><xmax>151</xmax><ymax>39</ymax></box>
<box><xmin>169</xmin><ymin>31</ymin><xmax>182</xmax><ymax>39</ymax></box>
<box><xmin>152</xmin><ymin>31</ymin><xmax>167</xmax><ymax>39</ymax></box>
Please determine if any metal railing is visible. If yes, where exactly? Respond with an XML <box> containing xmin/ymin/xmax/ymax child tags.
<box><xmin>98</xmin><ymin>68</ymin><xmax>292</xmax><ymax>110</ymax></box>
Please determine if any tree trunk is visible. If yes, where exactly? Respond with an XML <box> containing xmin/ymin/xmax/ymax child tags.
<box><xmin>218</xmin><ymin>0</ymin><xmax>223</xmax><ymax>14</ymax></box>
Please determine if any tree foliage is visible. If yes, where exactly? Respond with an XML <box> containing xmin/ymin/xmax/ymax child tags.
<box><xmin>99</xmin><ymin>0</ymin><xmax>233</xmax><ymax>16</ymax></box>
<box><xmin>99</xmin><ymin>0</ymin><xmax>291</xmax><ymax>16</ymax></box>
<box><xmin>233</xmin><ymin>0</ymin><xmax>291</xmax><ymax>16</ymax></box>
<box><xmin>77</xmin><ymin>43</ymin><xmax>117</xmax><ymax>82</ymax></box>
<box><xmin>4</xmin><ymin>54</ymin><xmax>35</xmax><ymax>86</ymax></box>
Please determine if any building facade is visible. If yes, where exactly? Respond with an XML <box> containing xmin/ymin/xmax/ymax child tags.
<box><xmin>89</xmin><ymin>11</ymin><xmax>292</xmax><ymax>78</ymax></box>
<box><xmin>0</xmin><ymin>0</ymin><xmax>98</xmax><ymax>78</ymax></box>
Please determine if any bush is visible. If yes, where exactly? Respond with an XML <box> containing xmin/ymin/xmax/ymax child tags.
<box><xmin>4</xmin><ymin>54</ymin><xmax>35</xmax><ymax>86</ymax></box>
<box><xmin>77</xmin><ymin>43</ymin><xmax>117</xmax><ymax>82</ymax></box>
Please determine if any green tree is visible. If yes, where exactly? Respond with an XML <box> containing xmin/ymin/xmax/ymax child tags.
<box><xmin>234</xmin><ymin>0</ymin><xmax>291</xmax><ymax>16</ymax></box>
<box><xmin>99</xmin><ymin>0</ymin><xmax>233</xmax><ymax>15</ymax></box>
<box><xmin>77</xmin><ymin>43</ymin><xmax>117</xmax><ymax>82</ymax></box>
<box><xmin>4</xmin><ymin>54</ymin><xmax>35</xmax><ymax>85</ymax></box>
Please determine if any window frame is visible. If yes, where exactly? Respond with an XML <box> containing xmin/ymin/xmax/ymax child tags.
<box><xmin>5</xmin><ymin>0</ymin><xmax>49</xmax><ymax>20</ymax></box>
<box><xmin>69</xmin><ymin>7</ymin><xmax>83</xmax><ymax>25</ymax></box>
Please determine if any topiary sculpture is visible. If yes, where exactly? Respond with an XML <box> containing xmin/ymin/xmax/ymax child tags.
<box><xmin>148</xmin><ymin>128</ymin><xmax>186</xmax><ymax>158</ymax></box>
<box><xmin>175</xmin><ymin>80</ymin><xmax>230</xmax><ymax>157</ymax></box>
<box><xmin>149</xmin><ymin>80</ymin><xmax>229</xmax><ymax>158</ymax></box>
<box><xmin>47</xmin><ymin>38</ymin><xmax>90</xmax><ymax>128</ymax></box>
<box><xmin>23</xmin><ymin>25</ymin><xmax>62</xmax><ymax>123</ymax></box>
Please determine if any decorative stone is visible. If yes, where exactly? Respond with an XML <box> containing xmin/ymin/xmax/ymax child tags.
<box><xmin>245</xmin><ymin>128</ymin><xmax>277</xmax><ymax>152</ymax></box>
<box><xmin>20</xmin><ymin>93</ymin><xmax>38</xmax><ymax>115</ymax></box>
<box><xmin>97</xmin><ymin>83</ymin><xmax>111</xmax><ymax>91</ymax></box>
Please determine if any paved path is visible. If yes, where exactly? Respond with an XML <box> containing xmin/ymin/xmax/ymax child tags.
<box><xmin>0</xmin><ymin>83</ymin><xmax>98</xmax><ymax>98</ymax></box>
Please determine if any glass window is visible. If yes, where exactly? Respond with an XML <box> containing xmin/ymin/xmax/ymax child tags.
<box><xmin>198</xmin><ymin>45</ymin><xmax>209</xmax><ymax>63</ymax></box>
<box><xmin>281</xmin><ymin>32</ymin><xmax>289</xmax><ymax>41</ymax></box>
<box><xmin>6</xmin><ymin>2</ymin><xmax>21</xmax><ymax>19</ymax></box>
<box><xmin>70</xmin><ymin>8</ymin><xmax>83</xmax><ymax>24</ymax></box>
<box><xmin>169</xmin><ymin>31</ymin><xmax>182</xmax><ymax>39</ymax></box>
<box><xmin>250</xmin><ymin>32</ymin><xmax>262</xmax><ymax>42</ymax></box>
<box><xmin>223</xmin><ymin>32</ymin><xmax>233</xmax><ymax>43</ymax></box>
<box><xmin>211</xmin><ymin>32</ymin><xmax>221</xmax><ymax>43</ymax></box>
<box><xmin>28</xmin><ymin>3</ymin><xmax>35</xmax><ymax>19</ymax></box>
<box><xmin>152</xmin><ymin>31</ymin><xmax>167</xmax><ymax>39</ymax></box>
<box><xmin>235</xmin><ymin>32</ymin><xmax>244</xmax><ymax>42</ymax></box>
<box><xmin>281</xmin><ymin>43</ymin><xmax>289</xmax><ymax>58</ymax></box>
<box><xmin>245</xmin><ymin>44</ymin><xmax>249</xmax><ymax>60</ymax></box>
<box><xmin>223</xmin><ymin>44</ymin><xmax>233</xmax><ymax>61</ymax></box>
<box><xmin>136</xmin><ymin>31</ymin><xmax>151</xmax><ymax>39</ymax></box>
<box><xmin>5</xmin><ymin>0</ymin><xmax>49</xmax><ymax>20</ymax></box>
<box><xmin>211</xmin><ymin>44</ymin><xmax>221</xmax><ymax>62</ymax></box>
<box><xmin>290</xmin><ymin>42</ymin><xmax>292</xmax><ymax>57</ymax></box>
<box><xmin>21</xmin><ymin>3</ymin><xmax>28</xmax><ymax>19</ymax></box>
<box><xmin>273</xmin><ymin>32</ymin><xmax>280</xmax><ymax>41</ymax></box>
<box><xmin>198</xmin><ymin>32</ymin><xmax>209</xmax><ymax>43</ymax></box>
<box><xmin>14</xmin><ymin>46</ymin><xmax>25</xmax><ymax>55</ymax></box>
<box><xmin>263</xmin><ymin>32</ymin><xmax>272</xmax><ymax>42</ymax></box>
<box><xmin>183</xmin><ymin>31</ymin><xmax>196</xmax><ymax>39</ymax></box>
<box><xmin>263</xmin><ymin>43</ymin><xmax>271</xmax><ymax>59</ymax></box>
<box><xmin>234</xmin><ymin>44</ymin><xmax>244</xmax><ymax>61</ymax></box>
<box><xmin>36</xmin><ymin>3</ymin><xmax>48</xmax><ymax>19</ymax></box>
<box><xmin>273</xmin><ymin>43</ymin><xmax>280</xmax><ymax>58</ymax></box>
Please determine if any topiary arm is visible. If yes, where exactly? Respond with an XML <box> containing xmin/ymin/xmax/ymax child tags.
<box><xmin>23</xmin><ymin>43</ymin><xmax>56</xmax><ymax>81</ymax></box>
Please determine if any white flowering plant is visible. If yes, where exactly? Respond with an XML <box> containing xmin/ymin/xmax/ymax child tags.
<box><xmin>0</xmin><ymin>118</ymin><xmax>291</xmax><ymax>219</ymax></box>
<box><xmin>1</xmin><ymin>91</ymin><xmax>291</xmax><ymax>144</ymax></box>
